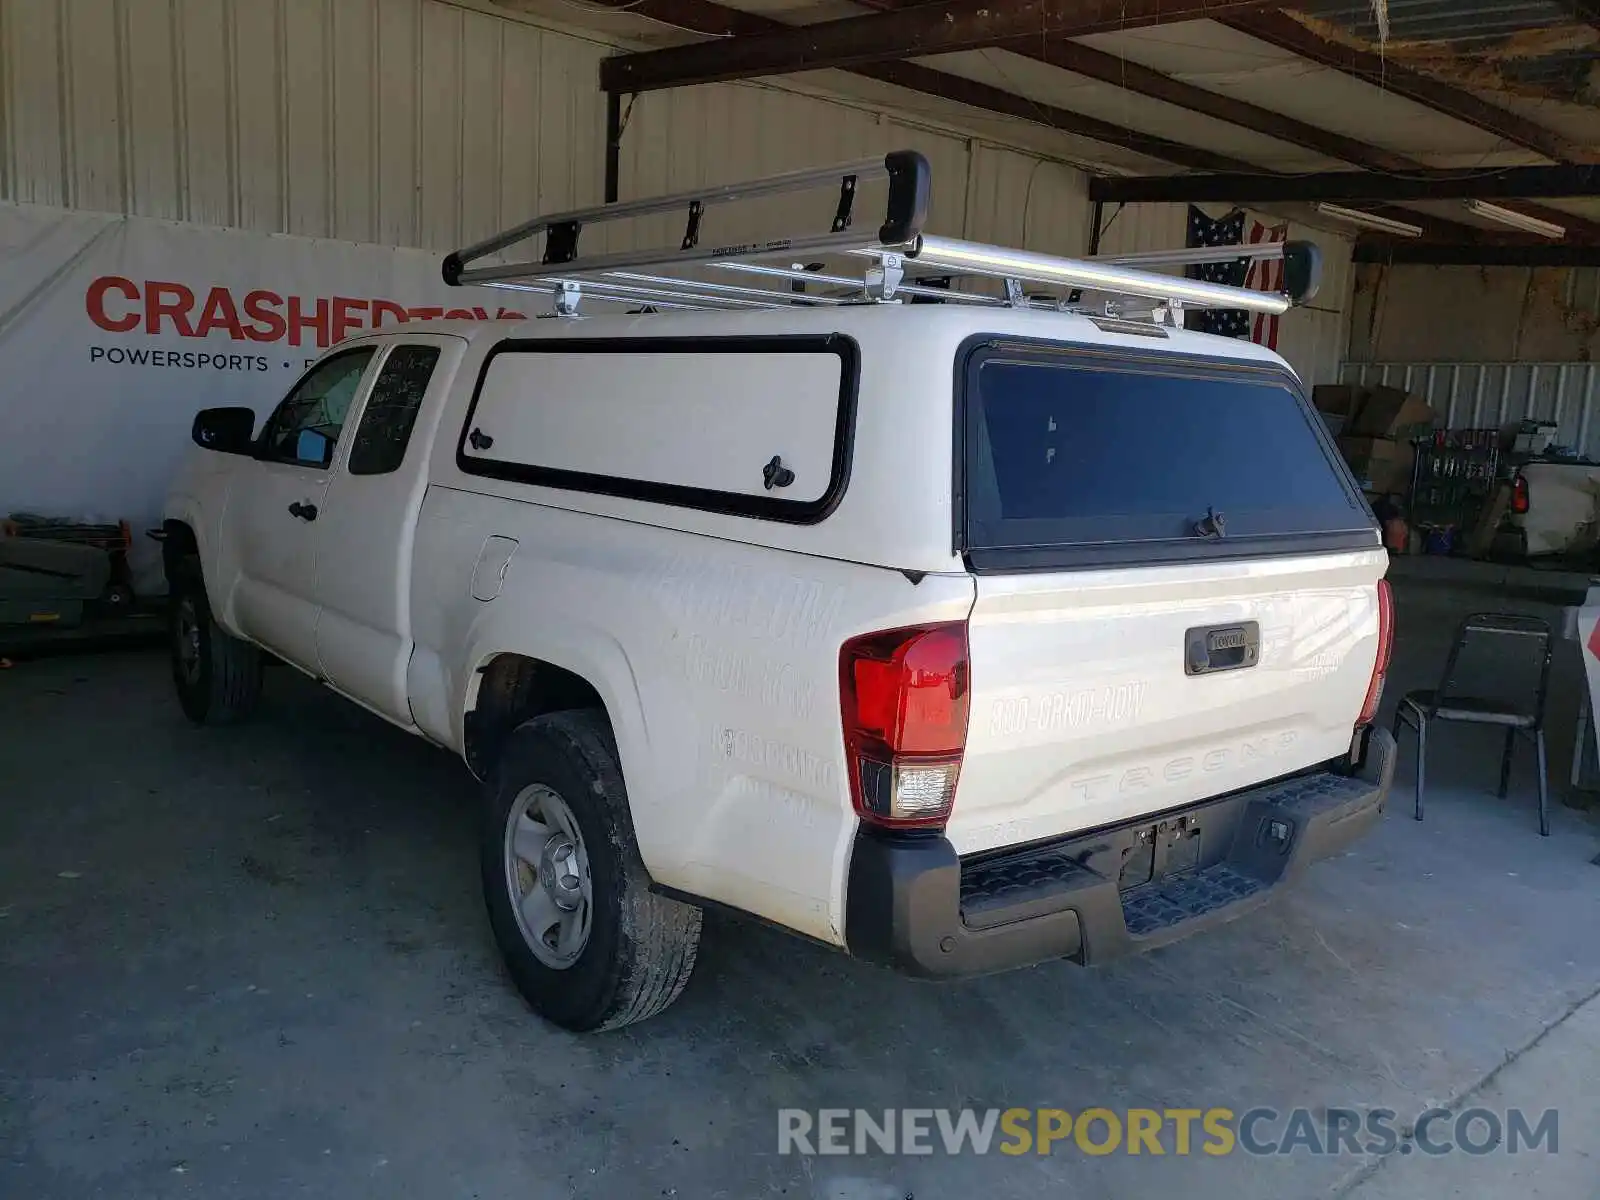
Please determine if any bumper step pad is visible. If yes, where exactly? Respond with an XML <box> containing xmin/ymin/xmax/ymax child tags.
<box><xmin>1121</xmin><ymin>862</ymin><xmax>1267</xmax><ymax>937</ymax></box>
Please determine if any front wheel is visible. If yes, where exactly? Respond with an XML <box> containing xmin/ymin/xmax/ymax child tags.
<box><xmin>169</xmin><ymin>557</ymin><xmax>263</xmax><ymax>725</ymax></box>
<box><xmin>481</xmin><ymin>711</ymin><xmax>701</xmax><ymax>1031</ymax></box>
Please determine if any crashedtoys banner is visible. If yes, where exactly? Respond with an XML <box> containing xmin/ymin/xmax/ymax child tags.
<box><xmin>0</xmin><ymin>200</ymin><xmax>526</xmax><ymax>590</ymax></box>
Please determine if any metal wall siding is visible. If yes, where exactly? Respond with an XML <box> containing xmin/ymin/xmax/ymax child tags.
<box><xmin>0</xmin><ymin>0</ymin><xmax>609</xmax><ymax>249</ymax></box>
<box><xmin>8</xmin><ymin>0</ymin><xmax>67</xmax><ymax>207</ymax></box>
<box><xmin>1093</xmin><ymin>201</ymin><xmax>1187</xmax><ymax>258</ymax></box>
<box><xmin>233</xmin><ymin>0</ymin><xmax>285</xmax><ymax>233</ymax></box>
<box><xmin>963</xmin><ymin>146</ymin><xmax>1091</xmax><ymax>257</ymax></box>
<box><xmin>333</xmin><ymin>0</ymin><xmax>378</xmax><ymax>245</ymax></box>
<box><xmin>1343</xmin><ymin>361</ymin><xmax>1600</xmax><ymax>459</ymax></box>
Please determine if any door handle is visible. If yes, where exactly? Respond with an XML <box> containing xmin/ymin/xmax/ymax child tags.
<box><xmin>288</xmin><ymin>501</ymin><xmax>319</xmax><ymax>522</ymax></box>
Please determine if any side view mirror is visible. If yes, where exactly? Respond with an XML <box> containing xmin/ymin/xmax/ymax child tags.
<box><xmin>295</xmin><ymin>429</ymin><xmax>334</xmax><ymax>468</ymax></box>
<box><xmin>192</xmin><ymin>407</ymin><xmax>256</xmax><ymax>454</ymax></box>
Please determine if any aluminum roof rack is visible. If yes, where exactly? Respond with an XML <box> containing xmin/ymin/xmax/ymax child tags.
<box><xmin>443</xmin><ymin>151</ymin><xmax>1322</xmax><ymax>321</ymax></box>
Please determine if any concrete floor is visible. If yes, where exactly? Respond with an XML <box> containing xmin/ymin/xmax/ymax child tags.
<box><xmin>3</xmin><ymin>584</ymin><xmax>1599</xmax><ymax>1199</ymax></box>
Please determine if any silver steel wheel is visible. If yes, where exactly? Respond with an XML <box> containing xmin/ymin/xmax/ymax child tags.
<box><xmin>503</xmin><ymin>784</ymin><xmax>593</xmax><ymax>969</ymax></box>
<box><xmin>175</xmin><ymin>598</ymin><xmax>203</xmax><ymax>685</ymax></box>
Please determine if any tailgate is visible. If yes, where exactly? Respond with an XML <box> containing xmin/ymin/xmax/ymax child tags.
<box><xmin>947</xmin><ymin>337</ymin><xmax>1386</xmax><ymax>856</ymax></box>
<box><xmin>948</xmin><ymin>550</ymin><xmax>1387</xmax><ymax>854</ymax></box>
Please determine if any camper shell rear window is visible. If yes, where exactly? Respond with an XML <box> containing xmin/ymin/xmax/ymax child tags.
<box><xmin>956</xmin><ymin>338</ymin><xmax>1379</xmax><ymax>571</ymax></box>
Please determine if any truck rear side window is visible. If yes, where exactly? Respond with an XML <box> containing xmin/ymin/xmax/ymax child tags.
<box><xmin>960</xmin><ymin>343</ymin><xmax>1374</xmax><ymax>566</ymax></box>
<box><xmin>348</xmin><ymin>346</ymin><xmax>440</xmax><ymax>476</ymax></box>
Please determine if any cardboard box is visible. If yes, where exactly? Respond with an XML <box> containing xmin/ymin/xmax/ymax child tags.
<box><xmin>1312</xmin><ymin>385</ymin><xmax>1367</xmax><ymax>422</ymax></box>
<box><xmin>1348</xmin><ymin>385</ymin><xmax>1435</xmax><ymax>440</ymax></box>
<box><xmin>1313</xmin><ymin>384</ymin><xmax>1436</xmax><ymax>442</ymax></box>
<box><xmin>1338</xmin><ymin>434</ymin><xmax>1414</xmax><ymax>495</ymax></box>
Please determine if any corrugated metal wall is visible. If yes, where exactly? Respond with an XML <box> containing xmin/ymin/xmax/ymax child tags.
<box><xmin>0</xmin><ymin>0</ymin><xmax>1353</xmax><ymax>384</ymax></box>
<box><xmin>0</xmin><ymin>0</ymin><xmax>610</xmax><ymax>249</ymax></box>
<box><xmin>1342</xmin><ymin>360</ymin><xmax>1600</xmax><ymax>460</ymax></box>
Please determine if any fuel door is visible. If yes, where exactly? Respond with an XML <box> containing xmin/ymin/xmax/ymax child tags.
<box><xmin>470</xmin><ymin>536</ymin><xmax>518</xmax><ymax>602</ymax></box>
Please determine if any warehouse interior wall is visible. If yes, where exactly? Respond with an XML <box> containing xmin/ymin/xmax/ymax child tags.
<box><xmin>0</xmin><ymin>0</ymin><xmax>1355</xmax><ymax>386</ymax></box>
<box><xmin>1348</xmin><ymin>264</ymin><xmax>1600</xmax><ymax>364</ymax></box>
<box><xmin>0</xmin><ymin>0</ymin><xmax>613</xmax><ymax>250</ymax></box>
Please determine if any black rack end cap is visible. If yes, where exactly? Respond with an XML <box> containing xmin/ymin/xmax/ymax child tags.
<box><xmin>879</xmin><ymin>150</ymin><xmax>932</xmax><ymax>246</ymax></box>
<box><xmin>1282</xmin><ymin>240</ymin><xmax>1322</xmax><ymax>307</ymax></box>
<box><xmin>442</xmin><ymin>252</ymin><xmax>464</xmax><ymax>287</ymax></box>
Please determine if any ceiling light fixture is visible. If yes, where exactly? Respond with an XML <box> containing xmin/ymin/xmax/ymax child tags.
<box><xmin>1464</xmin><ymin>200</ymin><xmax>1565</xmax><ymax>240</ymax></box>
<box><xmin>1313</xmin><ymin>203</ymin><xmax>1423</xmax><ymax>238</ymax></box>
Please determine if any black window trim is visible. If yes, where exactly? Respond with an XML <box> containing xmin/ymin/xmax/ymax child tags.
<box><xmin>951</xmin><ymin>333</ymin><xmax>1381</xmax><ymax>574</ymax></box>
<box><xmin>253</xmin><ymin>345</ymin><xmax>379</xmax><ymax>469</ymax></box>
<box><xmin>454</xmin><ymin>334</ymin><xmax>860</xmax><ymax>524</ymax></box>
<box><xmin>347</xmin><ymin>342</ymin><xmax>443</xmax><ymax>477</ymax></box>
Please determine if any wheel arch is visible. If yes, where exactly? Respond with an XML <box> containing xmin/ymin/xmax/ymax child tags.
<box><xmin>161</xmin><ymin>517</ymin><xmax>200</xmax><ymax>586</ymax></box>
<box><xmin>463</xmin><ymin>652</ymin><xmax>617</xmax><ymax>779</ymax></box>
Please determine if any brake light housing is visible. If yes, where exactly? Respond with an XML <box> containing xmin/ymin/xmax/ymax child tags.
<box><xmin>1356</xmin><ymin>578</ymin><xmax>1394</xmax><ymax>728</ymax></box>
<box><xmin>839</xmin><ymin>621</ymin><xmax>971</xmax><ymax>829</ymax></box>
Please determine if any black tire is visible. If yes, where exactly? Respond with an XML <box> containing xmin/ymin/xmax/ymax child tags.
<box><xmin>169</xmin><ymin>556</ymin><xmax>263</xmax><ymax>726</ymax></box>
<box><xmin>481</xmin><ymin>710</ymin><xmax>701</xmax><ymax>1032</ymax></box>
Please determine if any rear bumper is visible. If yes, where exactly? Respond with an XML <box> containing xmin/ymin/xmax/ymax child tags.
<box><xmin>844</xmin><ymin>725</ymin><xmax>1395</xmax><ymax>978</ymax></box>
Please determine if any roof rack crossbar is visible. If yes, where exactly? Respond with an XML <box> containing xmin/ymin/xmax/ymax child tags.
<box><xmin>603</xmin><ymin>271</ymin><xmax>848</xmax><ymax>306</ymax></box>
<box><xmin>899</xmin><ymin>236</ymin><xmax>1294</xmax><ymax>316</ymax></box>
<box><xmin>444</xmin><ymin>150</ymin><xmax>1321</xmax><ymax>319</ymax></box>
<box><xmin>713</xmin><ymin>261</ymin><xmax>1006</xmax><ymax>306</ymax></box>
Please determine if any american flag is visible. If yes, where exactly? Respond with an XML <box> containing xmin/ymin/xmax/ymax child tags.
<box><xmin>1185</xmin><ymin>206</ymin><xmax>1289</xmax><ymax>350</ymax></box>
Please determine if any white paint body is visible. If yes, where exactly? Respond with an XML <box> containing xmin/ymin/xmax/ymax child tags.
<box><xmin>164</xmin><ymin>304</ymin><xmax>1387</xmax><ymax>946</ymax></box>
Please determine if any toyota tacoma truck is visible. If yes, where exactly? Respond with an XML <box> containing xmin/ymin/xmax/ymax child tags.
<box><xmin>161</xmin><ymin>154</ymin><xmax>1394</xmax><ymax>1031</ymax></box>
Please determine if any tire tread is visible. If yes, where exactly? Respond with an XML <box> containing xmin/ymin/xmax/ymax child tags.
<box><xmin>489</xmin><ymin>709</ymin><xmax>701</xmax><ymax>1031</ymax></box>
<box><xmin>171</xmin><ymin>556</ymin><xmax>262</xmax><ymax>725</ymax></box>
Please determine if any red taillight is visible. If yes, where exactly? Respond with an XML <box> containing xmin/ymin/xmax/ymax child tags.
<box><xmin>840</xmin><ymin>621</ymin><xmax>971</xmax><ymax>829</ymax></box>
<box><xmin>1511</xmin><ymin>473</ymin><xmax>1530</xmax><ymax>515</ymax></box>
<box><xmin>1356</xmin><ymin>578</ymin><xmax>1394</xmax><ymax>728</ymax></box>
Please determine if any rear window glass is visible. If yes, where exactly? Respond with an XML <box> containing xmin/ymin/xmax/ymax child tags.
<box><xmin>963</xmin><ymin>346</ymin><xmax>1369</xmax><ymax>555</ymax></box>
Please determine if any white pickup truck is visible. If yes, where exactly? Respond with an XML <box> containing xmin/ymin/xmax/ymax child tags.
<box><xmin>162</xmin><ymin>156</ymin><xmax>1395</xmax><ymax>1031</ymax></box>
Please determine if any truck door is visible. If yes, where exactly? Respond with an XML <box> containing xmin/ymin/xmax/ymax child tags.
<box><xmin>226</xmin><ymin>347</ymin><xmax>379</xmax><ymax>673</ymax></box>
<box><xmin>312</xmin><ymin>336</ymin><xmax>464</xmax><ymax>725</ymax></box>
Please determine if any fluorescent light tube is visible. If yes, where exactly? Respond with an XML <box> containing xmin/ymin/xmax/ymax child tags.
<box><xmin>1465</xmin><ymin>200</ymin><xmax>1565</xmax><ymax>239</ymax></box>
<box><xmin>1314</xmin><ymin>203</ymin><xmax>1423</xmax><ymax>237</ymax></box>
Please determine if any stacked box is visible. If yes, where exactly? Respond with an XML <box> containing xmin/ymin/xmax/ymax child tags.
<box><xmin>1313</xmin><ymin>384</ymin><xmax>1436</xmax><ymax>496</ymax></box>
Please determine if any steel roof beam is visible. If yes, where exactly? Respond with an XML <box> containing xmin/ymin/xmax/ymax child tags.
<box><xmin>592</xmin><ymin>0</ymin><xmax>1255</xmax><ymax>171</ymax></box>
<box><xmin>1091</xmin><ymin>164</ymin><xmax>1600</xmax><ymax>204</ymax></box>
<box><xmin>1221</xmin><ymin>11</ymin><xmax>1594</xmax><ymax>165</ymax></box>
<box><xmin>1352</xmin><ymin>240</ymin><xmax>1600</xmax><ymax>267</ymax></box>
<box><xmin>600</xmin><ymin>0</ymin><xmax>1266</xmax><ymax>94</ymax></box>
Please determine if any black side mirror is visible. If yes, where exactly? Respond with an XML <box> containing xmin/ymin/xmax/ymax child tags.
<box><xmin>191</xmin><ymin>407</ymin><xmax>256</xmax><ymax>454</ymax></box>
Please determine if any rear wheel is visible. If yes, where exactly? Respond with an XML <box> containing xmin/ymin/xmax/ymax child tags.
<box><xmin>169</xmin><ymin>557</ymin><xmax>263</xmax><ymax>725</ymax></box>
<box><xmin>480</xmin><ymin>710</ymin><xmax>701</xmax><ymax>1031</ymax></box>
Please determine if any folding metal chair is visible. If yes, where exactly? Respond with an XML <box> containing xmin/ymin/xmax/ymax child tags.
<box><xmin>1391</xmin><ymin>613</ymin><xmax>1553</xmax><ymax>836</ymax></box>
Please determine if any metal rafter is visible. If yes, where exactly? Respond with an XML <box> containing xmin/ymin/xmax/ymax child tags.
<box><xmin>855</xmin><ymin>0</ymin><xmax>1414</xmax><ymax>171</ymax></box>
<box><xmin>1353</xmin><ymin>241</ymin><xmax>1600</xmax><ymax>267</ymax></box>
<box><xmin>592</xmin><ymin>0</ymin><xmax>1254</xmax><ymax>171</ymax></box>
<box><xmin>1090</xmin><ymin>164</ymin><xmax>1600</xmax><ymax>203</ymax></box>
<box><xmin>1222</xmin><ymin>11</ymin><xmax>1595</xmax><ymax>165</ymax></box>
<box><xmin>852</xmin><ymin>0</ymin><xmax>1585</xmax><ymax>239</ymax></box>
<box><xmin>600</xmin><ymin>0</ymin><xmax>1267</xmax><ymax>94</ymax></box>
<box><xmin>591</xmin><ymin>0</ymin><xmax>1594</xmax><ymax>243</ymax></box>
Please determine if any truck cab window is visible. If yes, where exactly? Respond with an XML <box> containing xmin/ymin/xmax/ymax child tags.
<box><xmin>258</xmin><ymin>348</ymin><xmax>376</xmax><ymax>467</ymax></box>
<box><xmin>347</xmin><ymin>346</ymin><xmax>441</xmax><ymax>476</ymax></box>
